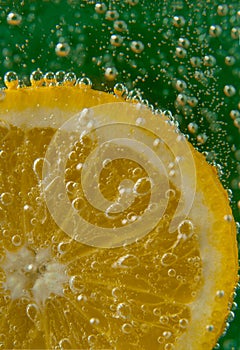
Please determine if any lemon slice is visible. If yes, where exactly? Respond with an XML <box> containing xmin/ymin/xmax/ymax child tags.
<box><xmin>0</xmin><ymin>84</ymin><xmax>238</xmax><ymax>350</ymax></box>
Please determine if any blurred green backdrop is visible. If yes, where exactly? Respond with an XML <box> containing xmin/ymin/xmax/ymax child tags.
<box><xmin>0</xmin><ymin>0</ymin><xmax>239</xmax><ymax>349</ymax></box>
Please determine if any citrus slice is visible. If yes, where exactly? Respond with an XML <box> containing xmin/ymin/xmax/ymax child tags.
<box><xmin>0</xmin><ymin>80</ymin><xmax>238</xmax><ymax>350</ymax></box>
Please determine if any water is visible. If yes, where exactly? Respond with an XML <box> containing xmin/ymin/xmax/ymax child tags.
<box><xmin>0</xmin><ymin>0</ymin><xmax>239</xmax><ymax>348</ymax></box>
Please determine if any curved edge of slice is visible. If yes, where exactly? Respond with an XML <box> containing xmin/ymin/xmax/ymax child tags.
<box><xmin>0</xmin><ymin>86</ymin><xmax>124</xmax><ymax>128</ymax></box>
<box><xmin>178</xmin><ymin>145</ymin><xmax>238</xmax><ymax>350</ymax></box>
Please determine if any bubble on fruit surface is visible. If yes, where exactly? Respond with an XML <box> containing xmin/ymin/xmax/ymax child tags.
<box><xmin>43</xmin><ymin>102</ymin><xmax>196</xmax><ymax>247</ymax></box>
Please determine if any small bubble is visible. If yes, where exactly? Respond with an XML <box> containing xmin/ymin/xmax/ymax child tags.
<box><xmin>179</xmin><ymin>318</ymin><xmax>189</xmax><ymax>328</ymax></box>
<box><xmin>117</xmin><ymin>302</ymin><xmax>131</xmax><ymax>319</ymax></box>
<box><xmin>105</xmin><ymin>10</ymin><xmax>119</xmax><ymax>21</ymax></box>
<box><xmin>203</xmin><ymin>55</ymin><xmax>216</xmax><ymax>67</ymax></box>
<box><xmin>44</xmin><ymin>72</ymin><xmax>56</xmax><ymax>86</ymax></box>
<box><xmin>231</xmin><ymin>27</ymin><xmax>240</xmax><ymax>40</ymax></box>
<box><xmin>197</xmin><ymin>133</ymin><xmax>208</xmax><ymax>144</ymax></box>
<box><xmin>69</xmin><ymin>275</ymin><xmax>84</xmax><ymax>293</ymax></box>
<box><xmin>104</xmin><ymin>67</ymin><xmax>118</xmax><ymax>81</ymax></box>
<box><xmin>26</xmin><ymin>303</ymin><xmax>39</xmax><ymax>322</ymax></box>
<box><xmin>59</xmin><ymin>338</ymin><xmax>72</xmax><ymax>350</ymax></box>
<box><xmin>12</xmin><ymin>234</ymin><xmax>22</xmax><ymax>247</ymax></box>
<box><xmin>190</xmin><ymin>56</ymin><xmax>201</xmax><ymax>67</ymax></box>
<box><xmin>89</xmin><ymin>317</ymin><xmax>100</xmax><ymax>325</ymax></box>
<box><xmin>130</xmin><ymin>41</ymin><xmax>144</xmax><ymax>53</ymax></box>
<box><xmin>188</xmin><ymin>122</ymin><xmax>198</xmax><ymax>134</ymax></box>
<box><xmin>1</xmin><ymin>192</ymin><xmax>13</xmax><ymax>206</ymax></box>
<box><xmin>217</xmin><ymin>4</ymin><xmax>228</xmax><ymax>16</ymax></box>
<box><xmin>30</xmin><ymin>70</ymin><xmax>44</xmax><ymax>87</ymax></box>
<box><xmin>95</xmin><ymin>2</ymin><xmax>107</xmax><ymax>14</ymax></box>
<box><xmin>209</xmin><ymin>25</ymin><xmax>222</xmax><ymax>37</ymax></box>
<box><xmin>55</xmin><ymin>70</ymin><xmax>66</xmax><ymax>84</ymax></box>
<box><xmin>7</xmin><ymin>12</ymin><xmax>22</xmax><ymax>25</ymax></box>
<box><xmin>177</xmin><ymin>219</ymin><xmax>194</xmax><ymax>239</ymax></box>
<box><xmin>121</xmin><ymin>323</ymin><xmax>133</xmax><ymax>334</ymax></box>
<box><xmin>110</xmin><ymin>34</ymin><xmax>123</xmax><ymax>47</ymax></box>
<box><xmin>133</xmin><ymin>177</ymin><xmax>151</xmax><ymax>195</ymax></box>
<box><xmin>206</xmin><ymin>324</ymin><xmax>214</xmax><ymax>332</ymax></box>
<box><xmin>77</xmin><ymin>77</ymin><xmax>92</xmax><ymax>89</ymax></box>
<box><xmin>114</xmin><ymin>83</ymin><xmax>127</xmax><ymax>96</ymax></box>
<box><xmin>161</xmin><ymin>253</ymin><xmax>178</xmax><ymax>267</ymax></box>
<box><xmin>55</xmin><ymin>42</ymin><xmax>70</xmax><ymax>57</ymax></box>
<box><xmin>168</xmin><ymin>268</ymin><xmax>176</xmax><ymax>277</ymax></box>
<box><xmin>159</xmin><ymin>315</ymin><xmax>169</xmax><ymax>325</ymax></box>
<box><xmin>63</xmin><ymin>72</ymin><xmax>76</xmax><ymax>86</ymax></box>
<box><xmin>225</xmin><ymin>56</ymin><xmax>236</xmax><ymax>66</ymax></box>
<box><xmin>114</xmin><ymin>20</ymin><xmax>128</xmax><ymax>32</ymax></box>
<box><xmin>175</xmin><ymin>47</ymin><xmax>187</xmax><ymax>58</ymax></box>
<box><xmin>223</xmin><ymin>85</ymin><xmax>236</xmax><ymax>97</ymax></box>
<box><xmin>4</xmin><ymin>71</ymin><xmax>18</xmax><ymax>89</ymax></box>
<box><xmin>173</xmin><ymin>15</ymin><xmax>186</xmax><ymax>28</ymax></box>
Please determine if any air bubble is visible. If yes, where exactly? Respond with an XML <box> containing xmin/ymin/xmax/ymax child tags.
<box><xmin>231</xmin><ymin>27</ymin><xmax>240</xmax><ymax>40</ymax></box>
<box><xmin>175</xmin><ymin>47</ymin><xmax>187</xmax><ymax>58</ymax></box>
<box><xmin>1</xmin><ymin>192</ymin><xmax>13</xmax><ymax>206</ymax></box>
<box><xmin>55</xmin><ymin>42</ymin><xmax>71</xmax><ymax>57</ymax></box>
<box><xmin>217</xmin><ymin>4</ymin><xmax>228</xmax><ymax>16</ymax></box>
<box><xmin>114</xmin><ymin>83</ymin><xmax>127</xmax><ymax>96</ymax></box>
<box><xmin>225</xmin><ymin>56</ymin><xmax>236</xmax><ymax>66</ymax></box>
<box><xmin>179</xmin><ymin>318</ymin><xmax>189</xmax><ymax>328</ymax></box>
<box><xmin>177</xmin><ymin>219</ymin><xmax>194</xmax><ymax>239</ymax></box>
<box><xmin>110</xmin><ymin>34</ymin><xmax>123</xmax><ymax>47</ymax></box>
<box><xmin>105</xmin><ymin>10</ymin><xmax>119</xmax><ymax>21</ymax></box>
<box><xmin>175</xmin><ymin>79</ymin><xmax>187</xmax><ymax>92</ymax></box>
<box><xmin>69</xmin><ymin>275</ymin><xmax>84</xmax><ymax>293</ymax></box>
<box><xmin>55</xmin><ymin>70</ymin><xmax>66</xmax><ymax>84</ymax></box>
<box><xmin>197</xmin><ymin>133</ymin><xmax>208</xmax><ymax>144</ymax></box>
<box><xmin>161</xmin><ymin>253</ymin><xmax>178</xmax><ymax>267</ymax></box>
<box><xmin>30</xmin><ymin>70</ymin><xmax>44</xmax><ymax>87</ymax></box>
<box><xmin>130</xmin><ymin>41</ymin><xmax>144</xmax><ymax>54</ymax></box>
<box><xmin>165</xmin><ymin>344</ymin><xmax>175</xmax><ymax>350</ymax></box>
<box><xmin>209</xmin><ymin>25</ymin><xmax>222</xmax><ymax>37</ymax></box>
<box><xmin>4</xmin><ymin>71</ymin><xmax>18</xmax><ymax>89</ymax></box>
<box><xmin>89</xmin><ymin>317</ymin><xmax>100</xmax><ymax>325</ymax></box>
<box><xmin>173</xmin><ymin>15</ymin><xmax>186</xmax><ymax>28</ymax></box>
<box><xmin>223</xmin><ymin>85</ymin><xmax>236</xmax><ymax>97</ymax></box>
<box><xmin>59</xmin><ymin>338</ymin><xmax>72</xmax><ymax>350</ymax></box>
<box><xmin>95</xmin><ymin>3</ymin><xmax>107</xmax><ymax>14</ymax></box>
<box><xmin>121</xmin><ymin>323</ymin><xmax>133</xmax><ymax>334</ymax></box>
<box><xmin>116</xmin><ymin>302</ymin><xmax>131</xmax><ymax>319</ymax></box>
<box><xmin>7</xmin><ymin>12</ymin><xmax>22</xmax><ymax>25</ymax></box>
<box><xmin>203</xmin><ymin>55</ymin><xmax>216</xmax><ymax>67</ymax></box>
<box><xmin>63</xmin><ymin>72</ymin><xmax>76</xmax><ymax>86</ymax></box>
<box><xmin>12</xmin><ymin>234</ymin><xmax>22</xmax><ymax>247</ymax></box>
<box><xmin>126</xmin><ymin>0</ymin><xmax>139</xmax><ymax>6</ymax></box>
<box><xmin>206</xmin><ymin>324</ymin><xmax>214</xmax><ymax>332</ymax></box>
<box><xmin>133</xmin><ymin>177</ymin><xmax>151</xmax><ymax>195</ymax></box>
<box><xmin>26</xmin><ymin>303</ymin><xmax>39</xmax><ymax>322</ymax></box>
<box><xmin>44</xmin><ymin>72</ymin><xmax>56</xmax><ymax>86</ymax></box>
<box><xmin>114</xmin><ymin>20</ymin><xmax>128</xmax><ymax>32</ymax></box>
<box><xmin>104</xmin><ymin>67</ymin><xmax>118</xmax><ymax>81</ymax></box>
<box><xmin>160</xmin><ymin>315</ymin><xmax>169</xmax><ymax>325</ymax></box>
<box><xmin>77</xmin><ymin>77</ymin><xmax>92</xmax><ymax>89</ymax></box>
<box><xmin>168</xmin><ymin>268</ymin><xmax>176</xmax><ymax>277</ymax></box>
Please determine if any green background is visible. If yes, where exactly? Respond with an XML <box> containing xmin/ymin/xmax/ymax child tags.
<box><xmin>0</xmin><ymin>0</ymin><xmax>239</xmax><ymax>349</ymax></box>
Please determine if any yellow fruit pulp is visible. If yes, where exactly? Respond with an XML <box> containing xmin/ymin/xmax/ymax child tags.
<box><xmin>0</xmin><ymin>86</ymin><xmax>238</xmax><ymax>349</ymax></box>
